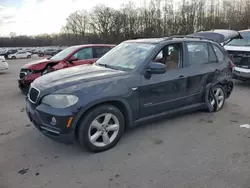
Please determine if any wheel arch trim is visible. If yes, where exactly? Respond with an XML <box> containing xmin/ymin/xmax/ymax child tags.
<box><xmin>71</xmin><ymin>97</ymin><xmax>133</xmax><ymax>131</ymax></box>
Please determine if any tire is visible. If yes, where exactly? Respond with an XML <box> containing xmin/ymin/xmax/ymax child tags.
<box><xmin>77</xmin><ymin>105</ymin><xmax>125</xmax><ymax>152</ymax></box>
<box><xmin>206</xmin><ymin>84</ymin><xmax>226</xmax><ymax>112</ymax></box>
<box><xmin>27</xmin><ymin>55</ymin><xmax>31</xmax><ymax>58</ymax></box>
<box><xmin>39</xmin><ymin>53</ymin><xmax>44</xmax><ymax>57</ymax></box>
<box><xmin>20</xmin><ymin>86</ymin><xmax>29</xmax><ymax>95</ymax></box>
<box><xmin>12</xmin><ymin>56</ymin><xmax>16</xmax><ymax>59</ymax></box>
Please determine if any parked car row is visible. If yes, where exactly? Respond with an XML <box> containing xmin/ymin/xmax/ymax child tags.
<box><xmin>0</xmin><ymin>46</ymin><xmax>66</xmax><ymax>59</ymax></box>
<box><xmin>24</xmin><ymin>29</ymin><xmax>240</xmax><ymax>152</ymax></box>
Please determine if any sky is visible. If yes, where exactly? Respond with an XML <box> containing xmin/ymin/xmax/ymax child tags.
<box><xmin>0</xmin><ymin>0</ymin><xmax>145</xmax><ymax>36</ymax></box>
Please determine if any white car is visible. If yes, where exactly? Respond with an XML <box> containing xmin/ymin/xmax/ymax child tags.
<box><xmin>8</xmin><ymin>51</ymin><xmax>32</xmax><ymax>59</ymax></box>
<box><xmin>0</xmin><ymin>56</ymin><xmax>8</xmax><ymax>73</ymax></box>
<box><xmin>224</xmin><ymin>30</ymin><xmax>250</xmax><ymax>81</ymax></box>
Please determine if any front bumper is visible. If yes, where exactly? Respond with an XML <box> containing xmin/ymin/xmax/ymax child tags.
<box><xmin>0</xmin><ymin>62</ymin><xmax>8</xmax><ymax>72</ymax></box>
<box><xmin>18</xmin><ymin>79</ymin><xmax>31</xmax><ymax>93</ymax></box>
<box><xmin>233</xmin><ymin>67</ymin><xmax>250</xmax><ymax>80</ymax></box>
<box><xmin>0</xmin><ymin>67</ymin><xmax>8</xmax><ymax>72</ymax></box>
<box><xmin>25</xmin><ymin>98</ymin><xmax>75</xmax><ymax>144</ymax></box>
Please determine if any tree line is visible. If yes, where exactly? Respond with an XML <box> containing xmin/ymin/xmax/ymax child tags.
<box><xmin>1</xmin><ymin>0</ymin><xmax>250</xmax><ymax>47</ymax></box>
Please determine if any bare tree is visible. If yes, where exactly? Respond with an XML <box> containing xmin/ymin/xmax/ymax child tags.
<box><xmin>2</xmin><ymin>0</ymin><xmax>250</xmax><ymax>47</ymax></box>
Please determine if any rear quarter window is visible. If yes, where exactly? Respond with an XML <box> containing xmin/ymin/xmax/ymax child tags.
<box><xmin>212</xmin><ymin>44</ymin><xmax>225</xmax><ymax>62</ymax></box>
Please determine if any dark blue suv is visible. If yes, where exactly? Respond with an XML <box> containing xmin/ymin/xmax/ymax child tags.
<box><xmin>25</xmin><ymin>30</ymin><xmax>238</xmax><ymax>152</ymax></box>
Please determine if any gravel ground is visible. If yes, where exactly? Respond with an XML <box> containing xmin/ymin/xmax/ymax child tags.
<box><xmin>1</xmin><ymin>58</ymin><xmax>250</xmax><ymax>188</ymax></box>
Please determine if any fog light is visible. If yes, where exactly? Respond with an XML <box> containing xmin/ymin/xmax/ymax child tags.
<box><xmin>51</xmin><ymin>117</ymin><xmax>57</xmax><ymax>125</ymax></box>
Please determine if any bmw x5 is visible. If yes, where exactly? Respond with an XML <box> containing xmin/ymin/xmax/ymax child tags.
<box><xmin>26</xmin><ymin>30</ymin><xmax>236</xmax><ymax>152</ymax></box>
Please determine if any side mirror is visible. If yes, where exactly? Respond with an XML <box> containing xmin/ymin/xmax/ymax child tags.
<box><xmin>147</xmin><ymin>62</ymin><xmax>166</xmax><ymax>74</ymax></box>
<box><xmin>68</xmin><ymin>56</ymin><xmax>78</xmax><ymax>63</ymax></box>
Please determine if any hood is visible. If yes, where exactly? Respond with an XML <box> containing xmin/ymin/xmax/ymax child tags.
<box><xmin>22</xmin><ymin>58</ymin><xmax>59</xmax><ymax>70</ymax></box>
<box><xmin>188</xmin><ymin>29</ymin><xmax>243</xmax><ymax>44</ymax></box>
<box><xmin>32</xmin><ymin>64</ymin><xmax>129</xmax><ymax>91</ymax></box>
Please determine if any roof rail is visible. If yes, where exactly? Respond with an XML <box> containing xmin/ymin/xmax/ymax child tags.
<box><xmin>164</xmin><ymin>35</ymin><xmax>186</xmax><ymax>40</ymax></box>
<box><xmin>165</xmin><ymin>35</ymin><xmax>216</xmax><ymax>42</ymax></box>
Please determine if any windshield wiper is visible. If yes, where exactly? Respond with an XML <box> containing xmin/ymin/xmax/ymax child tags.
<box><xmin>97</xmin><ymin>63</ymin><xmax>119</xmax><ymax>70</ymax></box>
<box><xmin>97</xmin><ymin>63</ymin><xmax>108</xmax><ymax>68</ymax></box>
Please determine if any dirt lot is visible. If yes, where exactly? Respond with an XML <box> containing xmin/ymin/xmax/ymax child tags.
<box><xmin>1</xmin><ymin>58</ymin><xmax>250</xmax><ymax>188</ymax></box>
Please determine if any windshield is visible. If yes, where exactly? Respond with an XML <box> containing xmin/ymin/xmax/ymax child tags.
<box><xmin>226</xmin><ymin>31</ymin><xmax>250</xmax><ymax>46</ymax></box>
<box><xmin>50</xmin><ymin>46</ymin><xmax>78</xmax><ymax>61</ymax></box>
<box><xmin>96</xmin><ymin>42</ymin><xmax>156</xmax><ymax>71</ymax></box>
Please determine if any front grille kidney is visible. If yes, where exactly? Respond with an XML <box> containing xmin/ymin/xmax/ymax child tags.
<box><xmin>29</xmin><ymin>87</ymin><xmax>40</xmax><ymax>103</ymax></box>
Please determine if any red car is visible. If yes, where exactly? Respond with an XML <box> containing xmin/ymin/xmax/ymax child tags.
<box><xmin>18</xmin><ymin>44</ymin><xmax>115</xmax><ymax>93</ymax></box>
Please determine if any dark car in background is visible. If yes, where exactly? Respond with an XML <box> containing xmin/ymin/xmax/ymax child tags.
<box><xmin>18</xmin><ymin>44</ymin><xmax>115</xmax><ymax>93</ymax></box>
<box><xmin>25</xmin><ymin>30</ymin><xmax>236</xmax><ymax>152</ymax></box>
<box><xmin>0</xmin><ymin>49</ymin><xmax>18</xmax><ymax>59</ymax></box>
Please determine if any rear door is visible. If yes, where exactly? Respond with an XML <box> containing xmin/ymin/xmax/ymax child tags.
<box><xmin>181</xmin><ymin>41</ymin><xmax>221</xmax><ymax>104</ymax></box>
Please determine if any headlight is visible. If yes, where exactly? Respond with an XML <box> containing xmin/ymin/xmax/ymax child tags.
<box><xmin>41</xmin><ymin>94</ymin><xmax>78</xmax><ymax>108</ymax></box>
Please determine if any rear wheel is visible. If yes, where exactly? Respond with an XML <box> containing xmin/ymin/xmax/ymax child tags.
<box><xmin>12</xmin><ymin>56</ymin><xmax>16</xmax><ymax>59</ymax></box>
<box><xmin>206</xmin><ymin>84</ymin><xmax>225</xmax><ymax>112</ymax></box>
<box><xmin>77</xmin><ymin>105</ymin><xmax>125</xmax><ymax>152</ymax></box>
<box><xmin>27</xmin><ymin>55</ymin><xmax>31</xmax><ymax>58</ymax></box>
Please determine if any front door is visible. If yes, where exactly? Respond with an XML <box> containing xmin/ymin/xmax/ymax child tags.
<box><xmin>139</xmin><ymin>43</ymin><xmax>187</xmax><ymax>118</ymax></box>
<box><xmin>69</xmin><ymin>47</ymin><xmax>97</xmax><ymax>67</ymax></box>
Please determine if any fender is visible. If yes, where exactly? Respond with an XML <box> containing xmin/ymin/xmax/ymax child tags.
<box><xmin>71</xmin><ymin>97</ymin><xmax>134</xmax><ymax>130</ymax></box>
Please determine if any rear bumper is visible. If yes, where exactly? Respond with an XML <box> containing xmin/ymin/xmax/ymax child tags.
<box><xmin>233</xmin><ymin>67</ymin><xmax>250</xmax><ymax>80</ymax></box>
<box><xmin>25</xmin><ymin>98</ymin><xmax>75</xmax><ymax>144</ymax></box>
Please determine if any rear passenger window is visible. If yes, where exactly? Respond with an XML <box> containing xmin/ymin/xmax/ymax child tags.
<box><xmin>186</xmin><ymin>42</ymin><xmax>209</xmax><ymax>66</ymax></box>
<box><xmin>94</xmin><ymin>47</ymin><xmax>111</xmax><ymax>58</ymax></box>
<box><xmin>208</xmin><ymin>44</ymin><xmax>217</xmax><ymax>63</ymax></box>
<box><xmin>212</xmin><ymin>45</ymin><xmax>224</xmax><ymax>62</ymax></box>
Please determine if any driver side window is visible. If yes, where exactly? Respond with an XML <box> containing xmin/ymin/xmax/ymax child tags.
<box><xmin>153</xmin><ymin>43</ymin><xmax>182</xmax><ymax>70</ymax></box>
<box><xmin>73</xmin><ymin>48</ymin><xmax>93</xmax><ymax>60</ymax></box>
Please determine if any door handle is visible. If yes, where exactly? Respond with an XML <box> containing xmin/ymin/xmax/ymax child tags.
<box><xmin>179</xmin><ymin>75</ymin><xmax>185</xmax><ymax>79</ymax></box>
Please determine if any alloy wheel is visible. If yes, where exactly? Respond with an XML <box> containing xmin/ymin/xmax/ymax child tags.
<box><xmin>210</xmin><ymin>87</ymin><xmax>225</xmax><ymax>110</ymax></box>
<box><xmin>88</xmin><ymin>113</ymin><xmax>120</xmax><ymax>147</ymax></box>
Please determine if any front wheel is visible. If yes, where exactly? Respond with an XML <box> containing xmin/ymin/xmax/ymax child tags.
<box><xmin>12</xmin><ymin>56</ymin><xmax>16</xmax><ymax>59</ymax></box>
<box><xmin>77</xmin><ymin>105</ymin><xmax>125</xmax><ymax>152</ymax></box>
<box><xmin>27</xmin><ymin>55</ymin><xmax>31</xmax><ymax>58</ymax></box>
<box><xmin>206</xmin><ymin>84</ymin><xmax>225</xmax><ymax>112</ymax></box>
